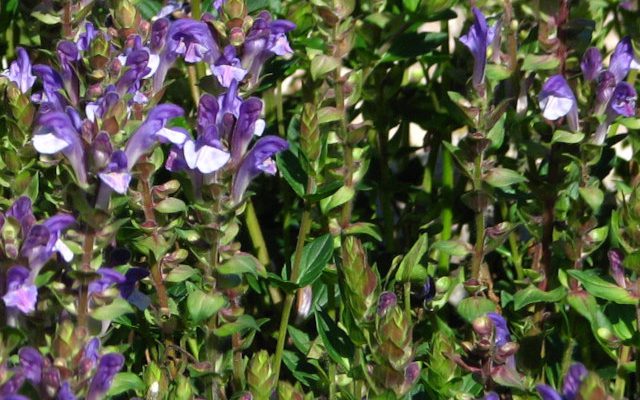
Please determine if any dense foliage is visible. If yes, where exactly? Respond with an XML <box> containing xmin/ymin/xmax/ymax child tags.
<box><xmin>1</xmin><ymin>0</ymin><xmax>640</xmax><ymax>398</ymax></box>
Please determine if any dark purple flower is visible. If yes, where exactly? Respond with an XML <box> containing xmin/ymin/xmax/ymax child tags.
<box><xmin>608</xmin><ymin>81</ymin><xmax>637</xmax><ymax>117</ymax></box>
<box><xmin>57</xmin><ymin>381</ymin><xmax>77</xmax><ymax>400</ymax></box>
<box><xmin>536</xmin><ymin>385</ymin><xmax>562</xmax><ymax>400</ymax></box>
<box><xmin>21</xmin><ymin>213</ymin><xmax>74</xmax><ymax>273</ymax></box>
<box><xmin>608</xmin><ymin>249</ymin><xmax>626</xmax><ymax>288</ymax></box>
<box><xmin>98</xmin><ymin>151</ymin><xmax>132</xmax><ymax>194</ymax></box>
<box><xmin>150</xmin><ymin>18</ymin><xmax>170</xmax><ymax>53</ymax></box>
<box><xmin>0</xmin><ymin>372</ymin><xmax>25</xmax><ymax>397</ymax></box>
<box><xmin>484</xmin><ymin>393</ymin><xmax>499</xmax><ymax>400</ymax></box>
<box><xmin>231</xmin><ymin>97</ymin><xmax>266</xmax><ymax>162</ymax></box>
<box><xmin>231</xmin><ymin>136</ymin><xmax>288</xmax><ymax>203</ymax></box>
<box><xmin>86</xmin><ymin>353</ymin><xmax>125</xmax><ymax>400</ymax></box>
<box><xmin>77</xmin><ymin>22</ymin><xmax>96</xmax><ymax>52</ymax></box>
<box><xmin>31</xmin><ymin>65</ymin><xmax>66</xmax><ymax>111</ymax></box>
<box><xmin>486</xmin><ymin>312</ymin><xmax>510</xmax><ymax>347</ymax></box>
<box><xmin>6</xmin><ymin>196</ymin><xmax>36</xmax><ymax>235</ymax></box>
<box><xmin>2</xmin><ymin>266</ymin><xmax>37</xmax><ymax>314</ymax></box>
<box><xmin>33</xmin><ymin>110</ymin><xmax>87</xmax><ymax>185</ymax></box>
<box><xmin>459</xmin><ymin>7</ymin><xmax>496</xmax><ymax>89</ymax></box>
<box><xmin>536</xmin><ymin>362</ymin><xmax>588</xmax><ymax>400</ymax></box>
<box><xmin>413</xmin><ymin>276</ymin><xmax>435</xmax><ymax>303</ymax></box>
<box><xmin>377</xmin><ymin>291</ymin><xmax>397</xmax><ymax>316</ymax></box>
<box><xmin>595</xmin><ymin>70</ymin><xmax>616</xmax><ymax>114</ymax></box>
<box><xmin>581</xmin><ymin>47</ymin><xmax>602</xmax><ymax>81</ymax></box>
<box><xmin>609</xmin><ymin>36</ymin><xmax>639</xmax><ymax>83</ymax></box>
<box><xmin>404</xmin><ymin>362</ymin><xmax>420</xmax><ymax>386</ymax></box>
<box><xmin>118</xmin><ymin>267</ymin><xmax>149</xmax><ymax>299</ymax></box>
<box><xmin>2</xmin><ymin>47</ymin><xmax>36</xmax><ymax>94</ymax></box>
<box><xmin>124</xmin><ymin>104</ymin><xmax>187</xmax><ymax>168</ymax></box>
<box><xmin>79</xmin><ymin>338</ymin><xmax>101</xmax><ymax>376</ymax></box>
<box><xmin>57</xmin><ymin>41</ymin><xmax>80</xmax><ymax>105</ymax></box>
<box><xmin>538</xmin><ymin>75</ymin><xmax>579</xmax><ymax>131</ymax></box>
<box><xmin>218</xmin><ymin>80</ymin><xmax>243</xmax><ymax>125</ymax></box>
<box><xmin>19</xmin><ymin>347</ymin><xmax>44</xmax><ymax>384</ymax></box>
<box><xmin>89</xmin><ymin>268</ymin><xmax>126</xmax><ymax>296</ymax></box>
<box><xmin>241</xmin><ymin>12</ymin><xmax>295</xmax><ymax>87</ymax></box>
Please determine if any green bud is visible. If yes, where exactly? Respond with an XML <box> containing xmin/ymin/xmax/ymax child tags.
<box><xmin>90</xmin><ymin>34</ymin><xmax>110</xmax><ymax>60</ymax></box>
<box><xmin>7</xmin><ymin>84</ymin><xmax>34</xmax><ymax>129</ymax></box>
<box><xmin>277</xmin><ymin>381</ymin><xmax>305</xmax><ymax>400</ymax></box>
<box><xmin>341</xmin><ymin>236</ymin><xmax>378</xmax><ymax>322</ymax></box>
<box><xmin>377</xmin><ymin>306</ymin><xmax>413</xmax><ymax>370</ymax></box>
<box><xmin>224</xmin><ymin>0</ymin><xmax>246</xmax><ymax>19</ymax></box>
<box><xmin>301</xmin><ymin>103</ymin><xmax>320</xmax><ymax>162</ymax></box>
<box><xmin>472</xmin><ymin>316</ymin><xmax>492</xmax><ymax>337</ymax></box>
<box><xmin>114</xmin><ymin>0</ymin><xmax>137</xmax><ymax>29</ymax></box>
<box><xmin>247</xmin><ymin>350</ymin><xmax>276</xmax><ymax>400</ymax></box>
<box><xmin>2</xmin><ymin>217</ymin><xmax>21</xmax><ymax>259</ymax></box>
<box><xmin>170</xmin><ymin>376</ymin><xmax>193</xmax><ymax>400</ymax></box>
<box><xmin>578</xmin><ymin>372</ymin><xmax>610</xmax><ymax>400</ymax></box>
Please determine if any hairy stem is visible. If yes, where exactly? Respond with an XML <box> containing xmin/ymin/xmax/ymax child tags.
<box><xmin>471</xmin><ymin>152</ymin><xmax>485</xmax><ymax>280</ymax></box>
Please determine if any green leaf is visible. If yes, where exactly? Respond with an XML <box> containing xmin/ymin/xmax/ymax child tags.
<box><xmin>217</xmin><ymin>253</ymin><xmax>266</xmax><ymax>278</ymax></box>
<box><xmin>297</xmin><ymin>234</ymin><xmax>334</xmax><ymax>286</ymax></box>
<box><xmin>431</xmin><ymin>240</ymin><xmax>471</xmax><ymax>257</ymax></box>
<box><xmin>522</xmin><ymin>54</ymin><xmax>560</xmax><ymax>71</ymax></box>
<box><xmin>213</xmin><ymin>315</ymin><xmax>261</xmax><ymax>336</ymax></box>
<box><xmin>187</xmin><ymin>290</ymin><xmax>226</xmax><ymax>323</ymax></box>
<box><xmin>568</xmin><ymin>270</ymin><xmax>638</xmax><ymax>304</ymax></box>
<box><xmin>383</xmin><ymin>32</ymin><xmax>447</xmax><ymax>62</ymax></box>
<box><xmin>311</xmin><ymin>55</ymin><xmax>339</xmax><ymax>80</ymax></box>
<box><xmin>276</xmin><ymin>150</ymin><xmax>308</xmax><ymax>198</ymax></box>
<box><xmin>396</xmin><ymin>234</ymin><xmax>428</xmax><ymax>282</ymax></box>
<box><xmin>619</xmin><ymin>117</ymin><xmax>640</xmax><ymax>130</ymax></box>
<box><xmin>155</xmin><ymin>198</ymin><xmax>187</xmax><ymax>213</ymax></box>
<box><xmin>456</xmin><ymin>297</ymin><xmax>497</xmax><ymax>323</ymax></box>
<box><xmin>513</xmin><ymin>286</ymin><xmax>566</xmax><ymax>311</ymax></box>
<box><xmin>622</xmin><ymin>251</ymin><xmax>640</xmax><ymax>273</ymax></box>
<box><xmin>166</xmin><ymin>265</ymin><xmax>197</xmax><ymax>283</ymax></box>
<box><xmin>343</xmin><ymin>222</ymin><xmax>382</xmax><ymax>241</ymax></box>
<box><xmin>579</xmin><ymin>187</ymin><xmax>604</xmax><ymax>211</ymax></box>
<box><xmin>319</xmin><ymin>186</ymin><xmax>355</xmax><ymax>214</ymax></box>
<box><xmin>91</xmin><ymin>298</ymin><xmax>134</xmax><ymax>321</ymax></box>
<box><xmin>485</xmin><ymin>168</ymin><xmax>527</xmax><ymax>188</ymax></box>
<box><xmin>31</xmin><ymin>11</ymin><xmax>61</xmax><ymax>24</ymax></box>
<box><xmin>287</xmin><ymin>325</ymin><xmax>311</xmax><ymax>354</ymax></box>
<box><xmin>315</xmin><ymin>309</ymin><xmax>354</xmax><ymax>370</ymax></box>
<box><xmin>552</xmin><ymin>130</ymin><xmax>585</xmax><ymax>144</ymax></box>
<box><xmin>107</xmin><ymin>372</ymin><xmax>145</xmax><ymax>396</ymax></box>
<box><xmin>487</xmin><ymin>113</ymin><xmax>506</xmax><ymax>149</ymax></box>
<box><xmin>485</xmin><ymin>64</ymin><xmax>512</xmax><ymax>81</ymax></box>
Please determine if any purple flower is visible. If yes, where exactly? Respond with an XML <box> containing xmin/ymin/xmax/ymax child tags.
<box><xmin>608</xmin><ymin>249</ymin><xmax>626</xmax><ymax>288</ymax></box>
<box><xmin>459</xmin><ymin>7</ymin><xmax>496</xmax><ymax>89</ymax></box>
<box><xmin>33</xmin><ymin>110</ymin><xmax>87</xmax><ymax>185</ymax></box>
<box><xmin>154</xmin><ymin>19</ymin><xmax>220</xmax><ymax>91</ymax></box>
<box><xmin>241</xmin><ymin>12</ymin><xmax>295</xmax><ymax>87</ymax></box>
<box><xmin>86</xmin><ymin>353</ymin><xmax>124</xmax><ymax>400</ymax></box>
<box><xmin>98</xmin><ymin>151</ymin><xmax>132</xmax><ymax>194</ymax></box>
<box><xmin>536</xmin><ymin>362</ymin><xmax>588</xmax><ymax>400</ymax></box>
<box><xmin>231</xmin><ymin>97</ymin><xmax>266</xmax><ymax>162</ymax></box>
<box><xmin>57</xmin><ymin>41</ymin><xmax>80</xmax><ymax>105</ymax></box>
<box><xmin>88</xmin><ymin>268</ymin><xmax>126</xmax><ymax>296</ymax></box>
<box><xmin>182</xmin><ymin>138</ymin><xmax>230</xmax><ymax>174</ymax></box>
<box><xmin>77</xmin><ymin>22</ymin><xmax>96</xmax><ymax>52</ymax></box>
<box><xmin>124</xmin><ymin>104</ymin><xmax>187</xmax><ymax>168</ymax></box>
<box><xmin>377</xmin><ymin>291</ymin><xmax>397</xmax><ymax>316</ymax></box>
<box><xmin>213</xmin><ymin>46</ymin><xmax>248</xmax><ymax>87</ymax></box>
<box><xmin>79</xmin><ymin>338</ymin><xmax>101</xmax><ymax>376</ymax></box>
<box><xmin>18</xmin><ymin>347</ymin><xmax>44</xmax><ymax>384</ymax></box>
<box><xmin>2</xmin><ymin>47</ymin><xmax>36</xmax><ymax>94</ymax></box>
<box><xmin>57</xmin><ymin>381</ymin><xmax>77</xmax><ymax>400</ymax></box>
<box><xmin>32</xmin><ymin>65</ymin><xmax>66</xmax><ymax>112</ymax></box>
<box><xmin>0</xmin><ymin>372</ymin><xmax>26</xmax><ymax>397</ymax></box>
<box><xmin>609</xmin><ymin>36</ymin><xmax>639</xmax><ymax>83</ymax></box>
<box><xmin>231</xmin><ymin>136</ymin><xmax>288</xmax><ymax>203</ymax></box>
<box><xmin>594</xmin><ymin>71</ymin><xmax>616</xmax><ymax>115</ymax></box>
<box><xmin>2</xmin><ymin>266</ymin><xmax>37</xmax><ymax>314</ymax></box>
<box><xmin>21</xmin><ymin>213</ymin><xmax>75</xmax><ymax>274</ymax></box>
<box><xmin>581</xmin><ymin>47</ymin><xmax>602</xmax><ymax>81</ymax></box>
<box><xmin>486</xmin><ymin>312</ymin><xmax>510</xmax><ymax>347</ymax></box>
<box><xmin>538</xmin><ymin>75</ymin><xmax>579</xmax><ymax>131</ymax></box>
<box><xmin>608</xmin><ymin>81</ymin><xmax>637</xmax><ymax>117</ymax></box>
<box><xmin>150</xmin><ymin>18</ymin><xmax>170</xmax><ymax>53</ymax></box>
<box><xmin>6</xmin><ymin>196</ymin><xmax>36</xmax><ymax>235</ymax></box>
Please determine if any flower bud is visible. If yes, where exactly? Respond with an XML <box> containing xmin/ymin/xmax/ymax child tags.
<box><xmin>42</xmin><ymin>365</ymin><xmax>61</xmax><ymax>397</ymax></box>
<box><xmin>224</xmin><ymin>0</ymin><xmax>246</xmax><ymax>19</ymax></box>
<box><xmin>247</xmin><ymin>350</ymin><xmax>276</xmax><ymax>400</ymax></box>
<box><xmin>277</xmin><ymin>381</ymin><xmax>305</xmax><ymax>400</ymax></box>
<box><xmin>114</xmin><ymin>0</ymin><xmax>138</xmax><ymax>29</ymax></box>
<box><xmin>341</xmin><ymin>236</ymin><xmax>378</xmax><ymax>322</ymax></box>
<box><xmin>171</xmin><ymin>375</ymin><xmax>194</xmax><ymax>400</ymax></box>
<box><xmin>472</xmin><ymin>316</ymin><xmax>492</xmax><ymax>337</ymax></box>
<box><xmin>377</xmin><ymin>291</ymin><xmax>397</xmax><ymax>317</ymax></box>
<box><xmin>377</xmin><ymin>306</ymin><xmax>413</xmax><ymax>370</ymax></box>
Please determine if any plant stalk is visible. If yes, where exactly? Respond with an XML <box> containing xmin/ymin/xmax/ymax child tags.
<box><xmin>471</xmin><ymin>152</ymin><xmax>485</xmax><ymax>280</ymax></box>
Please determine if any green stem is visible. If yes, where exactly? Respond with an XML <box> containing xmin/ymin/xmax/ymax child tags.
<box><xmin>187</xmin><ymin>66</ymin><xmax>201</xmax><ymax>106</ymax></box>
<box><xmin>272</xmin><ymin>179</ymin><xmax>314</xmax><ymax>382</ymax></box>
<box><xmin>438</xmin><ymin>133</ymin><xmax>454</xmax><ymax>273</ymax></box>
<box><xmin>471</xmin><ymin>152</ymin><xmax>485</xmax><ymax>280</ymax></box>
<box><xmin>614</xmin><ymin>345</ymin><xmax>631</xmax><ymax>398</ymax></box>
<box><xmin>77</xmin><ymin>229</ymin><xmax>95</xmax><ymax>330</ymax></box>
<box><xmin>191</xmin><ymin>0</ymin><xmax>207</xmax><ymax>78</ymax></box>
<box><xmin>275</xmin><ymin>80</ymin><xmax>286</xmax><ymax>137</ymax></box>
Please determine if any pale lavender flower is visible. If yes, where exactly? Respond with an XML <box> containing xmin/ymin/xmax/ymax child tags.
<box><xmin>98</xmin><ymin>151</ymin><xmax>132</xmax><ymax>194</ymax></box>
<box><xmin>213</xmin><ymin>46</ymin><xmax>248</xmax><ymax>87</ymax></box>
<box><xmin>581</xmin><ymin>47</ymin><xmax>602</xmax><ymax>81</ymax></box>
<box><xmin>538</xmin><ymin>75</ymin><xmax>579</xmax><ymax>131</ymax></box>
<box><xmin>459</xmin><ymin>7</ymin><xmax>496</xmax><ymax>89</ymax></box>
<box><xmin>2</xmin><ymin>266</ymin><xmax>37</xmax><ymax>314</ymax></box>
<box><xmin>231</xmin><ymin>136</ymin><xmax>288</xmax><ymax>203</ymax></box>
<box><xmin>33</xmin><ymin>110</ymin><xmax>87</xmax><ymax>185</ymax></box>
<box><xmin>2</xmin><ymin>47</ymin><xmax>36</xmax><ymax>94</ymax></box>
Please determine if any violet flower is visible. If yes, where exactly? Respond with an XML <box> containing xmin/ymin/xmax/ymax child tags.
<box><xmin>33</xmin><ymin>110</ymin><xmax>88</xmax><ymax>185</ymax></box>
<box><xmin>241</xmin><ymin>11</ymin><xmax>295</xmax><ymax>87</ymax></box>
<box><xmin>124</xmin><ymin>104</ymin><xmax>188</xmax><ymax>168</ymax></box>
<box><xmin>487</xmin><ymin>312</ymin><xmax>511</xmax><ymax>346</ymax></box>
<box><xmin>18</xmin><ymin>347</ymin><xmax>44</xmax><ymax>384</ymax></box>
<box><xmin>581</xmin><ymin>47</ymin><xmax>602</xmax><ymax>81</ymax></box>
<box><xmin>608</xmin><ymin>249</ymin><xmax>626</xmax><ymax>288</ymax></box>
<box><xmin>22</xmin><ymin>213</ymin><xmax>75</xmax><ymax>274</ymax></box>
<box><xmin>377</xmin><ymin>292</ymin><xmax>397</xmax><ymax>316</ymax></box>
<box><xmin>213</xmin><ymin>46</ymin><xmax>248</xmax><ymax>87</ymax></box>
<box><xmin>76</xmin><ymin>22</ymin><xmax>96</xmax><ymax>52</ymax></box>
<box><xmin>609</xmin><ymin>36</ymin><xmax>639</xmax><ymax>83</ymax></box>
<box><xmin>57</xmin><ymin>381</ymin><xmax>77</xmax><ymax>400</ymax></box>
<box><xmin>2</xmin><ymin>47</ymin><xmax>36</xmax><ymax>94</ymax></box>
<box><xmin>57</xmin><ymin>41</ymin><xmax>80</xmax><ymax>105</ymax></box>
<box><xmin>594</xmin><ymin>71</ymin><xmax>616</xmax><ymax>115</ymax></box>
<box><xmin>2</xmin><ymin>266</ymin><xmax>37</xmax><ymax>314</ymax></box>
<box><xmin>86</xmin><ymin>353</ymin><xmax>125</xmax><ymax>400</ymax></box>
<box><xmin>98</xmin><ymin>151</ymin><xmax>132</xmax><ymax>195</ymax></box>
<box><xmin>88</xmin><ymin>268</ymin><xmax>126</xmax><ymax>296</ymax></box>
<box><xmin>459</xmin><ymin>7</ymin><xmax>496</xmax><ymax>89</ymax></box>
<box><xmin>594</xmin><ymin>81</ymin><xmax>637</xmax><ymax>144</ymax></box>
<box><xmin>153</xmin><ymin>19</ymin><xmax>220</xmax><ymax>91</ymax></box>
<box><xmin>31</xmin><ymin>65</ymin><xmax>66</xmax><ymax>112</ymax></box>
<box><xmin>538</xmin><ymin>75</ymin><xmax>579</xmax><ymax>131</ymax></box>
<box><xmin>231</xmin><ymin>136</ymin><xmax>288</xmax><ymax>203</ymax></box>
<box><xmin>231</xmin><ymin>97</ymin><xmax>266</xmax><ymax>162</ymax></box>
<box><xmin>536</xmin><ymin>363</ymin><xmax>588</xmax><ymax>400</ymax></box>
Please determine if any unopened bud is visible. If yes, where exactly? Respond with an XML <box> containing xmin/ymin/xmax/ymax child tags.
<box><xmin>247</xmin><ymin>350</ymin><xmax>275</xmax><ymax>400</ymax></box>
<box><xmin>224</xmin><ymin>0</ymin><xmax>246</xmax><ymax>19</ymax></box>
<box><xmin>377</xmin><ymin>292</ymin><xmax>397</xmax><ymax>317</ymax></box>
<box><xmin>114</xmin><ymin>0</ymin><xmax>137</xmax><ymax>29</ymax></box>
<box><xmin>378</xmin><ymin>306</ymin><xmax>413</xmax><ymax>370</ymax></box>
<box><xmin>473</xmin><ymin>316</ymin><xmax>492</xmax><ymax>337</ymax></box>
